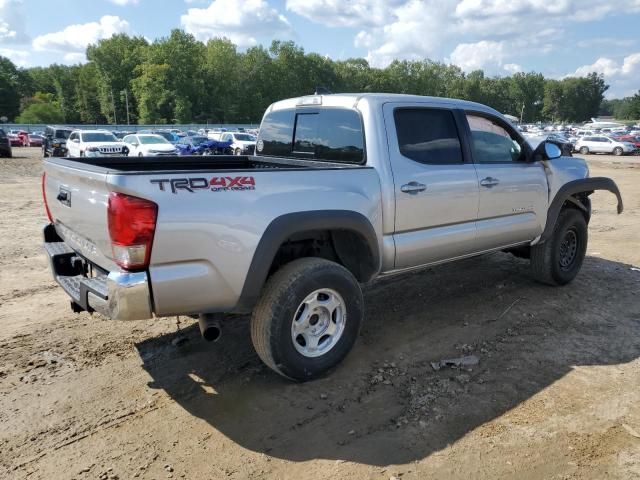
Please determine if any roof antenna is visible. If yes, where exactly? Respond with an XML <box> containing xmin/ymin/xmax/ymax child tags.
<box><xmin>314</xmin><ymin>86</ymin><xmax>332</xmax><ymax>95</ymax></box>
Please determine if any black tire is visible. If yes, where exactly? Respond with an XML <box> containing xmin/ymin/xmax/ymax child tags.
<box><xmin>613</xmin><ymin>147</ymin><xmax>623</xmax><ymax>156</ymax></box>
<box><xmin>530</xmin><ymin>208</ymin><xmax>588</xmax><ymax>286</ymax></box>
<box><xmin>138</xmin><ymin>152</ymin><xmax>144</xmax><ymax>157</ymax></box>
<box><xmin>79</xmin><ymin>151</ymin><xmax>84</xmax><ymax>157</ymax></box>
<box><xmin>235</xmin><ymin>148</ymin><xmax>241</xmax><ymax>156</ymax></box>
<box><xmin>250</xmin><ymin>257</ymin><xmax>363</xmax><ymax>381</ymax></box>
<box><xmin>579</xmin><ymin>146</ymin><xmax>589</xmax><ymax>154</ymax></box>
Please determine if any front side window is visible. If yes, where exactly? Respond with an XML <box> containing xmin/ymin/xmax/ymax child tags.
<box><xmin>394</xmin><ymin>108</ymin><xmax>463</xmax><ymax>164</ymax></box>
<box><xmin>467</xmin><ymin>114</ymin><xmax>523</xmax><ymax>163</ymax></box>
<box><xmin>258</xmin><ymin>108</ymin><xmax>364</xmax><ymax>163</ymax></box>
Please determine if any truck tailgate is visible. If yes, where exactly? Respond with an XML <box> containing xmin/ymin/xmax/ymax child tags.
<box><xmin>44</xmin><ymin>161</ymin><xmax>117</xmax><ymax>270</ymax></box>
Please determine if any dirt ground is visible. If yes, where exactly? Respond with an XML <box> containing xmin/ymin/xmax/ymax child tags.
<box><xmin>1</xmin><ymin>148</ymin><xmax>639</xmax><ymax>480</ymax></box>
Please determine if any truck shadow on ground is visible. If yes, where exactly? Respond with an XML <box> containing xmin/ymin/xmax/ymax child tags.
<box><xmin>135</xmin><ymin>253</ymin><xmax>640</xmax><ymax>466</ymax></box>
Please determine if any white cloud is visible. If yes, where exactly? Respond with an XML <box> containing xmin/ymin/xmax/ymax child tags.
<box><xmin>448</xmin><ymin>40</ymin><xmax>505</xmax><ymax>72</ymax></box>
<box><xmin>63</xmin><ymin>52</ymin><xmax>87</xmax><ymax>63</ymax></box>
<box><xmin>0</xmin><ymin>0</ymin><xmax>29</xmax><ymax>44</ymax></box>
<box><xmin>0</xmin><ymin>47</ymin><xmax>29</xmax><ymax>66</ymax></box>
<box><xmin>107</xmin><ymin>0</ymin><xmax>139</xmax><ymax>4</ymax></box>
<box><xmin>181</xmin><ymin>0</ymin><xmax>293</xmax><ymax>48</ymax></box>
<box><xmin>503</xmin><ymin>63</ymin><xmax>523</xmax><ymax>74</ymax></box>
<box><xmin>284</xmin><ymin>0</ymin><xmax>640</xmax><ymax>69</ymax></box>
<box><xmin>569</xmin><ymin>52</ymin><xmax>640</xmax><ymax>98</ymax></box>
<box><xmin>32</xmin><ymin>15</ymin><xmax>130</xmax><ymax>54</ymax></box>
<box><xmin>286</xmin><ymin>0</ymin><xmax>402</xmax><ymax>28</ymax></box>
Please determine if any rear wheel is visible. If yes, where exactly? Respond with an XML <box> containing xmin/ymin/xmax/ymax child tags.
<box><xmin>579</xmin><ymin>146</ymin><xmax>589</xmax><ymax>154</ymax></box>
<box><xmin>613</xmin><ymin>147</ymin><xmax>623</xmax><ymax>156</ymax></box>
<box><xmin>530</xmin><ymin>208</ymin><xmax>587</xmax><ymax>286</ymax></box>
<box><xmin>251</xmin><ymin>258</ymin><xmax>363</xmax><ymax>381</ymax></box>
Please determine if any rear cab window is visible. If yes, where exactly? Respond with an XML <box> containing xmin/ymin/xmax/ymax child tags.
<box><xmin>257</xmin><ymin>108</ymin><xmax>365</xmax><ymax>164</ymax></box>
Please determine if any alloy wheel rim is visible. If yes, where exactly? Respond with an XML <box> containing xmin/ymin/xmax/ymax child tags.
<box><xmin>291</xmin><ymin>288</ymin><xmax>346</xmax><ymax>358</ymax></box>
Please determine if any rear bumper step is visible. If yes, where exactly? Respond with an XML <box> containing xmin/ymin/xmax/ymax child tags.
<box><xmin>44</xmin><ymin>225</ymin><xmax>152</xmax><ymax>320</ymax></box>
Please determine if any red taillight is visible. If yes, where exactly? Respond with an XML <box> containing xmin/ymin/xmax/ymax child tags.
<box><xmin>42</xmin><ymin>172</ymin><xmax>53</xmax><ymax>222</ymax></box>
<box><xmin>107</xmin><ymin>192</ymin><xmax>158</xmax><ymax>271</ymax></box>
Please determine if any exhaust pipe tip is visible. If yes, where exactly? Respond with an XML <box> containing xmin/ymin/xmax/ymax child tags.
<box><xmin>198</xmin><ymin>314</ymin><xmax>222</xmax><ymax>342</ymax></box>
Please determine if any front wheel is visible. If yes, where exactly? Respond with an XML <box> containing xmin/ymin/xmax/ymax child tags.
<box><xmin>234</xmin><ymin>148</ymin><xmax>241</xmax><ymax>156</ymax></box>
<box><xmin>530</xmin><ymin>208</ymin><xmax>587</xmax><ymax>286</ymax></box>
<box><xmin>579</xmin><ymin>146</ymin><xmax>589</xmax><ymax>154</ymax></box>
<box><xmin>613</xmin><ymin>147</ymin><xmax>623</xmax><ymax>156</ymax></box>
<box><xmin>251</xmin><ymin>258</ymin><xmax>363</xmax><ymax>381</ymax></box>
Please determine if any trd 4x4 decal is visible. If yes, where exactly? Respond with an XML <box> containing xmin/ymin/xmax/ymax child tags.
<box><xmin>150</xmin><ymin>176</ymin><xmax>256</xmax><ymax>194</ymax></box>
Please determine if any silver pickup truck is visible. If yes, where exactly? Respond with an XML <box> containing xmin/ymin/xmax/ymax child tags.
<box><xmin>43</xmin><ymin>93</ymin><xmax>623</xmax><ymax>381</ymax></box>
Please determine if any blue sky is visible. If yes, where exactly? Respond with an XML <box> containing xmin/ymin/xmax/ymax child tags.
<box><xmin>1</xmin><ymin>0</ymin><xmax>639</xmax><ymax>98</ymax></box>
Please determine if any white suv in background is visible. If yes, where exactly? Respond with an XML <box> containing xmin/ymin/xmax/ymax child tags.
<box><xmin>220</xmin><ymin>132</ymin><xmax>257</xmax><ymax>155</ymax></box>
<box><xmin>122</xmin><ymin>134</ymin><xmax>179</xmax><ymax>156</ymax></box>
<box><xmin>575</xmin><ymin>136</ymin><xmax>637</xmax><ymax>156</ymax></box>
<box><xmin>66</xmin><ymin>130</ymin><xmax>128</xmax><ymax>157</ymax></box>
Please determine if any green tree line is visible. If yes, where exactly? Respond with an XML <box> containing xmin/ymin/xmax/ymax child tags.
<box><xmin>0</xmin><ymin>29</ymin><xmax>621</xmax><ymax>125</ymax></box>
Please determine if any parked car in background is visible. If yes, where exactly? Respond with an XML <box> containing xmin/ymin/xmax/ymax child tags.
<box><xmin>175</xmin><ymin>135</ymin><xmax>233</xmax><ymax>155</ymax></box>
<box><xmin>0</xmin><ymin>128</ymin><xmax>12</xmax><ymax>157</ymax></box>
<box><xmin>8</xmin><ymin>133</ymin><xmax>22</xmax><ymax>147</ymax></box>
<box><xmin>575</xmin><ymin>136</ymin><xmax>637</xmax><ymax>156</ymax></box>
<box><xmin>17</xmin><ymin>131</ymin><xmax>29</xmax><ymax>146</ymax></box>
<box><xmin>139</xmin><ymin>130</ymin><xmax>178</xmax><ymax>144</ymax></box>
<box><xmin>66</xmin><ymin>130</ymin><xmax>128</xmax><ymax>158</ymax></box>
<box><xmin>43</xmin><ymin>126</ymin><xmax>73</xmax><ymax>157</ymax></box>
<box><xmin>122</xmin><ymin>134</ymin><xmax>179</xmax><ymax>156</ymax></box>
<box><xmin>27</xmin><ymin>134</ymin><xmax>44</xmax><ymax>147</ymax></box>
<box><xmin>219</xmin><ymin>131</ymin><xmax>257</xmax><ymax>155</ymax></box>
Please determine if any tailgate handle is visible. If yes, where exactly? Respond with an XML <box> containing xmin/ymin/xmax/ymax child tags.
<box><xmin>57</xmin><ymin>188</ymin><xmax>71</xmax><ymax>206</ymax></box>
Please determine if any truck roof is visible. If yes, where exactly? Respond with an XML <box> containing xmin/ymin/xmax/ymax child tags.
<box><xmin>267</xmin><ymin>93</ymin><xmax>500</xmax><ymax>117</ymax></box>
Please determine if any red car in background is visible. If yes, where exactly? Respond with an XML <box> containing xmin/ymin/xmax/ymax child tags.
<box><xmin>27</xmin><ymin>134</ymin><xmax>44</xmax><ymax>147</ymax></box>
<box><xmin>8</xmin><ymin>133</ymin><xmax>22</xmax><ymax>147</ymax></box>
<box><xmin>615</xmin><ymin>134</ymin><xmax>640</xmax><ymax>149</ymax></box>
<box><xmin>17</xmin><ymin>131</ymin><xmax>29</xmax><ymax>146</ymax></box>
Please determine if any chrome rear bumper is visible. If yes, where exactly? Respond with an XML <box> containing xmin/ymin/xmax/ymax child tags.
<box><xmin>43</xmin><ymin>224</ymin><xmax>152</xmax><ymax>320</ymax></box>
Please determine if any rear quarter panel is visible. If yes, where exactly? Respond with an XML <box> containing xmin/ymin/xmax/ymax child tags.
<box><xmin>110</xmin><ymin>167</ymin><xmax>383</xmax><ymax>316</ymax></box>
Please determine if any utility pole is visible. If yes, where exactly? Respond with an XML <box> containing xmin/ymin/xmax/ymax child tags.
<box><xmin>110</xmin><ymin>89</ymin><xmax>117</xmax><ymax>125</ymax></box>
<box><xmin>122</xmin><ymin>89</ymin><xmax>130</xmax><ymax>125</ymax></box>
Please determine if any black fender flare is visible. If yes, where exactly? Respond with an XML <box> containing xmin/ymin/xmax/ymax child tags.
<box><xmin>234</xmin><ymin>210</ymin><xmax>380</xmax><ymax>313</ymax></box>
<box><xmin>539</xmin><ymin>177</ymin><xmax>623</xmax><ymax>243</ymax></box>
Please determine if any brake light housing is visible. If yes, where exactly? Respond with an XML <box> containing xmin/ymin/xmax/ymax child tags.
<box><xmin>42</xmin><ymin>172</ymin><xmax>53</xmax><ymax>223</ymax></box>
<box><xmin>107</xmin><ymin>192</ymin><xmax>158</xmax><ymax>270</ymax></box>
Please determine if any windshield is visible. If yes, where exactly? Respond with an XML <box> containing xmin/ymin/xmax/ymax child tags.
<box><xmin>82</xmin><ymin>132</ymin><xmax>117</xmax><ymax>142</ymax></box>
<box><xmin>191</xmin><ymin>136</ymin><xmax>208</xmax><ymax>145</ymax></box>
<box><xmin>154</xmin><ymin>131</ymin><xmax>174</xmax><ymax>141</ymax></box>
<box><xmin>234</xmin><ymin>133</ymin><xmax>256</xmax><ymax>141</ymax></box>
<box><xmin>55</xmin><ymin>130</ymin><xmax>72</xmax><ymax>139</ymax></box>
<box><xmin>139</xmin><ymin>135</ymin><xmax>169</xmax><ymax>145</ymax></box>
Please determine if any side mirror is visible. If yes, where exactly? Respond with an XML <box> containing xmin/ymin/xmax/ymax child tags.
<box><xmin>72</xmin><ymin>138</ymin><xmax>80</xmax><ymax>143</ymax></box>
<box><xmin>532</xmin><ymin>140</ymin><xmax>562</xmax><ymax>161</ymax></box>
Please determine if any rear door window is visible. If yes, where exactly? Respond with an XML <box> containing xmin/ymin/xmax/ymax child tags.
<box><xmin>393</xmin><ymin>108</ymin><xmax>463</xmax><ymax>164</ymax></box>
<box><xmin>258</xmin><ymin>108</ymin><xmax>364</xmax><ymax>163</ymax></box>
